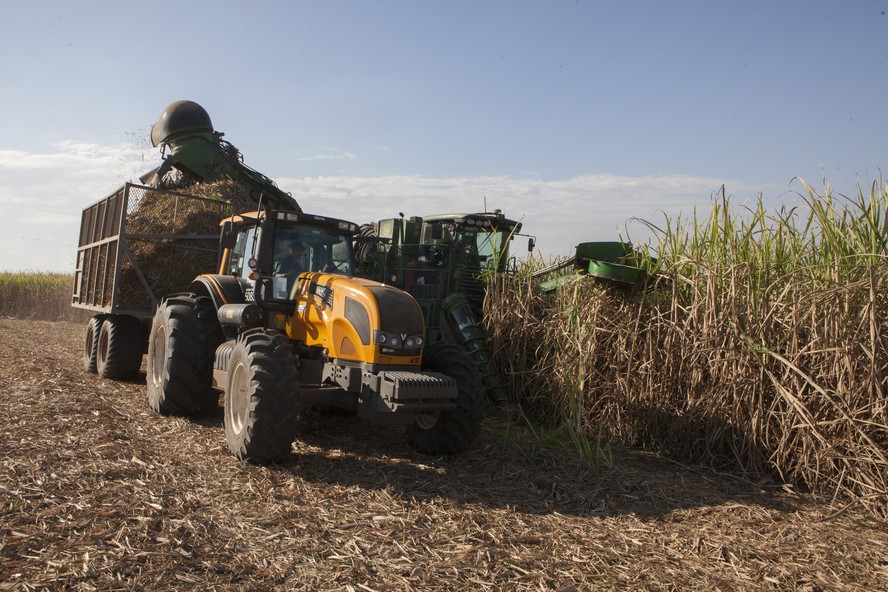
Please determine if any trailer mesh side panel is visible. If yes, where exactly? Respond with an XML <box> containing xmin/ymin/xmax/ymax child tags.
<box><xmin>72</xmin><ymin>184</ymin><xmax>232</xmax><ymax>316</ymax></box>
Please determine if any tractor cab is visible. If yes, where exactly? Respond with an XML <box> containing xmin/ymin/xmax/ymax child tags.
<box><xmin>420</xmin><ymin>211</ymin><xmax>523</xmax><ymax>275</ymax></box>
<box><xmin>222</xmin><ymin>211</ymin><xmax>356</xmax><ymax>299</ymax></box>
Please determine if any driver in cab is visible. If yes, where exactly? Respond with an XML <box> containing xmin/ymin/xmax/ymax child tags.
<box><xmin>274</xmin><ymin>240</ymin><xmax>305</xmax><ymax>293</ymax></box>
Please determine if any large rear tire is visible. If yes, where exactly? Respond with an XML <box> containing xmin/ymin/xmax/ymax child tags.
<box><xmin>147</xmin><ymin>295</ymin><xmax>223</xmax><ymax>416</ymax></box>
<box><xmin>224</xmin><ymin>330</ymin><xmax>300</xmax><ymax>464</ymax></box>
<box><xmin>406</xmin><ymin>341</ymin><xmax>486</xmax><ymax>455</ymax></box>
<box><xmin>95</xmin><ymin>315</ymin><xmax>145</xmax><ymax>380</ymax></box>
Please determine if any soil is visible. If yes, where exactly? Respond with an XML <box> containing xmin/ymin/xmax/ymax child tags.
<box><xmin>1</xmin><ymin>318</ymin><xmax>885</xmax><ymax>591</ymax></box>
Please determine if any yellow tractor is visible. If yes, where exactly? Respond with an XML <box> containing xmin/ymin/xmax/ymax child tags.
<box><xmin>146</xmin><ymin>209</ymin><xmax>485</xmax><ymax>463</ymax></box>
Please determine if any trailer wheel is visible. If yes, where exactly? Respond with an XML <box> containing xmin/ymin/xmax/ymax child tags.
<box><xmin>95</xmin><ymin>315</ymin><xmax>145</xmax><ymax>380</ymax></box>
<box><xmin>83</xmin><ymin>314</ymin><xmax>108</xmax><ymax>373</ymax></box>
<box><xmin>224</xmin><ymin>330</ymin><xmax>300</xmax><ymax>464</ymax></box>
<box><xmin>147</xmin><ymin>295</ymin><xmax>223</xmax><ymax>416</ymax></box>
<box><xmin>406</xmin><ymin>341</ymin><xmax>486</xmax><ymax>455</ymax></box>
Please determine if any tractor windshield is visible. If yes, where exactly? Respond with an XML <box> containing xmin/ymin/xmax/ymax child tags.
<box><xmin>269</xmin><ymin>222</ymin><xmax>354</xmax><ymax>299</ymax></box>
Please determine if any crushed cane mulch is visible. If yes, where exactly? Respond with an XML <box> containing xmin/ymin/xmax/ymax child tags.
<box><xmin>1</xmin><ymin>318</ymin><xmax>886</xmax><ymax>591</ymax></box>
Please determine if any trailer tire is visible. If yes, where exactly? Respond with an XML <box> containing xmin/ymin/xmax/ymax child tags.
<box><xmin>95</xmin><ymin>315</ymin><xmax>145</xmax><ymax>380</ymax></box>
<box><xmin>406</xmin><ymin>341</ymin><xmax>485</xmax><ymax>455</ymax></box>
<box><xmin>83</xmin><ymin>314</ymin><xmax>109</xmax><ymax>373</ymax></box>
<box><xmin>224</xmin><ymin>330</ymin><xmax>300</xmax><ymax>464</ymax></box>
<box><xmin>147</xmin><ymin>295</ymin><xmax>223</xmax><ymax>416</ymax></box>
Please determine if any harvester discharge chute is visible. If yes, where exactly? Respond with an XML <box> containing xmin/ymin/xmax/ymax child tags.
<box><xmin>141</xmin><ymin>100</ymin><xmax>301</xmax><ymax>213</ymax></box>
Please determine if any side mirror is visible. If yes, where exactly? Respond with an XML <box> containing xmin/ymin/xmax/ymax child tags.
<box><xmin>528</xmin><ymin>237</ymin><xmax>536</xmax><ymax>253</ymax></box>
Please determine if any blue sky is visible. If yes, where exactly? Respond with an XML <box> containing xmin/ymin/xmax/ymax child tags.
<box><xmin>1</xmin><ymin>1</ymin><xmax>886</xmax><ymax>272</ymax></box>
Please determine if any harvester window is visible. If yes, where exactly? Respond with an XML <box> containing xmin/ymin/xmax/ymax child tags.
<box><xmin>476</xmin><ymin>230</ymin><xmax>508</xmax><ymax>271</ymax></box>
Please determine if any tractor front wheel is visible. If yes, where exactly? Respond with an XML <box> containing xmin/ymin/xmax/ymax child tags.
<box><xmin>224</xmin><ymin>330</ymin><xmax>301</xmax><ymax>464</ymax></box>
<box><xmin>406</xmin><ymin>341</ymin><xmax>486</xmax><ymax>455</ymax></box>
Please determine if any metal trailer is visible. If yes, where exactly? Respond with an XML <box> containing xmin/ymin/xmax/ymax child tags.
<box><xmin>73</xmin><ymin>182</ymin><xmax>231</xmax><ymax>379</ymax></box>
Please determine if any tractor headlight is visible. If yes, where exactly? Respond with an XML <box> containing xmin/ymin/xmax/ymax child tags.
<box><xmin>373</xmin><ymin>330</ymin><xmax>424</xmax><ymax>353</ymax></box>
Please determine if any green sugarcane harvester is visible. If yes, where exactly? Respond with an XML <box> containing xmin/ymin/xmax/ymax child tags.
<box><xmin>355</xmin><ymin>211</ymin><xmax>535</xmax><ymax>406</ymax></box>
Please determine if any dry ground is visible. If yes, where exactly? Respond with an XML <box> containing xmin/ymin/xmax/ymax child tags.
<box><xmin>0</xmin><ymin>318</ymin><xmax>885</xmax><ymax>591</ymax></box>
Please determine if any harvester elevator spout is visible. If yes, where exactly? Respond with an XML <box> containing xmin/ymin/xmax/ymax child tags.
<box><xmin>150</xmin><ymin>100</ymin><xmax>215</xmax><ymax>147</ymax></box>
<box><xmin>145</xmin><ymin>100</ymin><xmax>302</xmax><ymax>213</ymax></box>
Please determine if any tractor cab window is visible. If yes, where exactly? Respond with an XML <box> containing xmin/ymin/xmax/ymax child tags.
<box><xmin>269</xmin><ymin>223</ymin><xmax>354</xmax><ymax>300</ymax></box>
<box><xmin>227</xmin><ymin>226</ymin><xmax>258</xmax><ymax>280</ymax></box>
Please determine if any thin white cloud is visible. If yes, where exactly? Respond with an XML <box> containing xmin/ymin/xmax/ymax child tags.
<box><xmin>0</xmin><ymin>141</ymin><xmax>785</xmax><ymax>272</ymax></box>
<box><xmin>298</xmin><ymin>149</ymin><xmax>359</xmax><ymax>162</ymax></box>
<box><xmin>0</xmin><ymin>141</ymin><xmax>157</xmax><ymax>272</ymax></box>
<box><xmin>276</xmin><ymin>173</ymin><xmax>759</xmax><ymax>259</ymax></box>
<box><xmin>0</xmin><ymin>141</ymin><xmax>156</xmax><ymax>202</ymax></box>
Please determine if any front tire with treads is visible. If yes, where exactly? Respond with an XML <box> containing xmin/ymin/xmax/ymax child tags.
<box><xmin>406</xmin><ymin>340</ymin><xmax>486</xmax><ymax>455</ymax></box>
<box><xmin>147</xmin><ymin>295</ymin><xmax>223</xmax><ymax>416</ymax></box>
<box><xmin>224</xmin><ymin>329</ymin><xmax>300</xmax><ymax>464</ymax></box>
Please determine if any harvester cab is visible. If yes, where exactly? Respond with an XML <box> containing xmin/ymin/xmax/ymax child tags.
<box><xmin>146</xmin><ymin>208</ymin><xmax>486</xmax><ymax>464</ymax></box>
<box><xmin>356</xmin><ymin>210</ymin><xmax>529</xmax><ymax>405</ymax></box>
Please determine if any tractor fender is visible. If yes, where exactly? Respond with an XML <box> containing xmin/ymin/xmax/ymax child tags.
<box><xmin>189</xmin><ymin>274</ymin><xmax>250</xmax><ymax>310</ymax></box>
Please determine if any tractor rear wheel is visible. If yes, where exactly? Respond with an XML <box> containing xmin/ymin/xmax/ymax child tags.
<box><xmin>83</xmin><ymin>314</ymin><xmax>108</xmax><ymax>373</ymax></box>
<box><xmin>406</xmin><ymin>341</ymin><xmax>486</xmax><ymax>454</ymax></box>
<box><xmin>95</xmin><ymin>315</ymin><xmax>145</xmax><ymax>380</ymax></box>
<box><xmin>224</xmin><ymin>330</ymin><xmax>300</xmax><ymax>464</ymax></box>
<box><xmin>147</xmin><ymin>295</ymin><xmax>223</xmax><ymax>416</ymax></box>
